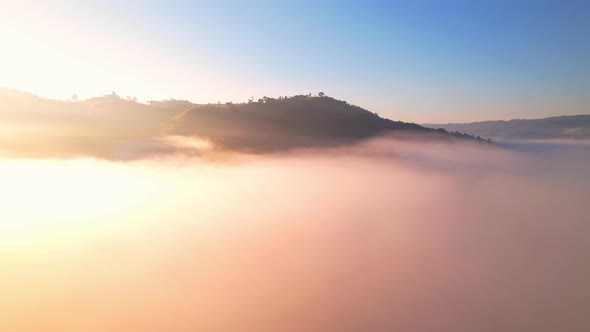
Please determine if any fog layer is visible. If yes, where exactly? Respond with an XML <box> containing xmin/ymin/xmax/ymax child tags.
<box><xmin>1</xmin><ymin>139</ymin><xmax>589</xmax><ymax>332</ymax></box>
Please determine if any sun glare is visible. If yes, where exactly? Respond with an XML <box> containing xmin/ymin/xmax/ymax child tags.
<box><xmin>0</xmin><ymin>159</ymin><xmax>155</xmax><ymax>239</ymax></box>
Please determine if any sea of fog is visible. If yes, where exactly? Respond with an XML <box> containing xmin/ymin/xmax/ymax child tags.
<box><xmin>1</xmin><ymin>138</ymin><xmax>589</xmax><ymax>332</ymax></box>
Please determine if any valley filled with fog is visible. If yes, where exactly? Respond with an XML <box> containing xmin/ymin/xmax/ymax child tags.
<box><xmin>1</xmin><ymin>138</ymin><xmax>589</xmax><ymax>332</ymax></box>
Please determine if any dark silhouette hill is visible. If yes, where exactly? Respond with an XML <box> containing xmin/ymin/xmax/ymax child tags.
<box><xmin>0</xmin><ymin>89</ymin><xmax>487</xmax><ymax>159</ymax></box>
<box><xmin>162</xmin><ymin>95</ymin><xmax>487</xmax><ymax>152</ymax></box>
<box><xmin>424</xmin><ymin>114</ymin><xmax>590</xmax><ymax>140</ymax></box>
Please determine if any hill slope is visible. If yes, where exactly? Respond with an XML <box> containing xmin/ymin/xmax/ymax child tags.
<box><xmin>1</xmin><ymin>89</ymin><xmax>487</xmax><ymax>158</ymax></box>
<box><xmin>162</xmin><ymin>95</ymin><xmax>487</xmax><ymax>152</ymax></box>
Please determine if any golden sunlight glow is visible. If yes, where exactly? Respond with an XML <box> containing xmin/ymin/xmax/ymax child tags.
<box><xmin>0</xmin><ymin>5</ymin><xmax>186</xmax><ymax>102</ymax></box>
<box><xmin>1</xmin><ymin>3</ymin><xmax>589</xmax><ymax>330</ymax></box>
<box><xmin>0</xmin><ymin>145</ymin><xmax>589</xmax><ymax>331</ymax></box>
<box><xmin>0</xmin><ymin>159</ymin><xmax>155</xmax><ymax>238</ymax></box>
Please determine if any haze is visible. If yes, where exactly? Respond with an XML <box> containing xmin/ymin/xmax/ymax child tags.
<box><xmin>1</xmin><ymin>1</ymin><xmax>589</xmax><ymax>331</ymax></box>
<box><xmin>1</xmin><ymin>138</ymin><xmax>589</xmax><ymax>331</ymax></box>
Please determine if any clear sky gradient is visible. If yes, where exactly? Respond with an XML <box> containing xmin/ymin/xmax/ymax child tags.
<box><xmin>1</xmin><ymin>0</ymin><xmax>588</xmax><ymax>122</ymax></box>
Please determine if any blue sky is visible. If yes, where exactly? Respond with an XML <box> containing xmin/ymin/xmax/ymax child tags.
<box><xmin>1</xmin><ymin>0</ymin><xmax>588</xmax><ymax>122</ymax></box>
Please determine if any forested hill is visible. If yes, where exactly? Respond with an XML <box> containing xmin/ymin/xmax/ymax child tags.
<box><xmin>162</xmin><ymin>94</ymin><xmax>488</xmax><ymax>152</ymax></box>
<box><xmin>0</xmin><ymin>89</ymin><xmax>488</xmax><ymax>158</ymax></box>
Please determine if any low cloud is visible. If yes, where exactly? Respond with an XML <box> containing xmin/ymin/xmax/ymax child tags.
<box><xmin>1</xmin><ymin>139</ymin><xmax>589</xmax><ymax>331</ymax></box>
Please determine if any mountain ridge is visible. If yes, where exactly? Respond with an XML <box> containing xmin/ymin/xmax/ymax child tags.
<box><xmin>1</xmin><ymin>88</ymin><xmax>489</xmax><ymax>158</ymax></box>
<box><xmin>424</xmin><ymin>114</ymin><xmax>590</xmax><ymax>140</ymax></box>
<box><xmin>160</xmin><ymin>94</ymin><xmax>489</xmax><ymax>152</ymax></box>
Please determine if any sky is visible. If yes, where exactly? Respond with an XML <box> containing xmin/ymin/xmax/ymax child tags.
<box><xmin>0</xmin><ymin>0</ymin><xmax>588</xmax><ymax>123</ymax></box>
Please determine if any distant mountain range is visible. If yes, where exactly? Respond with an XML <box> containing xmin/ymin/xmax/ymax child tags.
<box><xmin>424</xmin><ymin>114</ymin><xmax>590</xmax><ymax>140</ymax></box>
<box><xmin>0</xmin><ymin>88</ymin><xmax>487</xmax><ymax>159</ymax></box>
